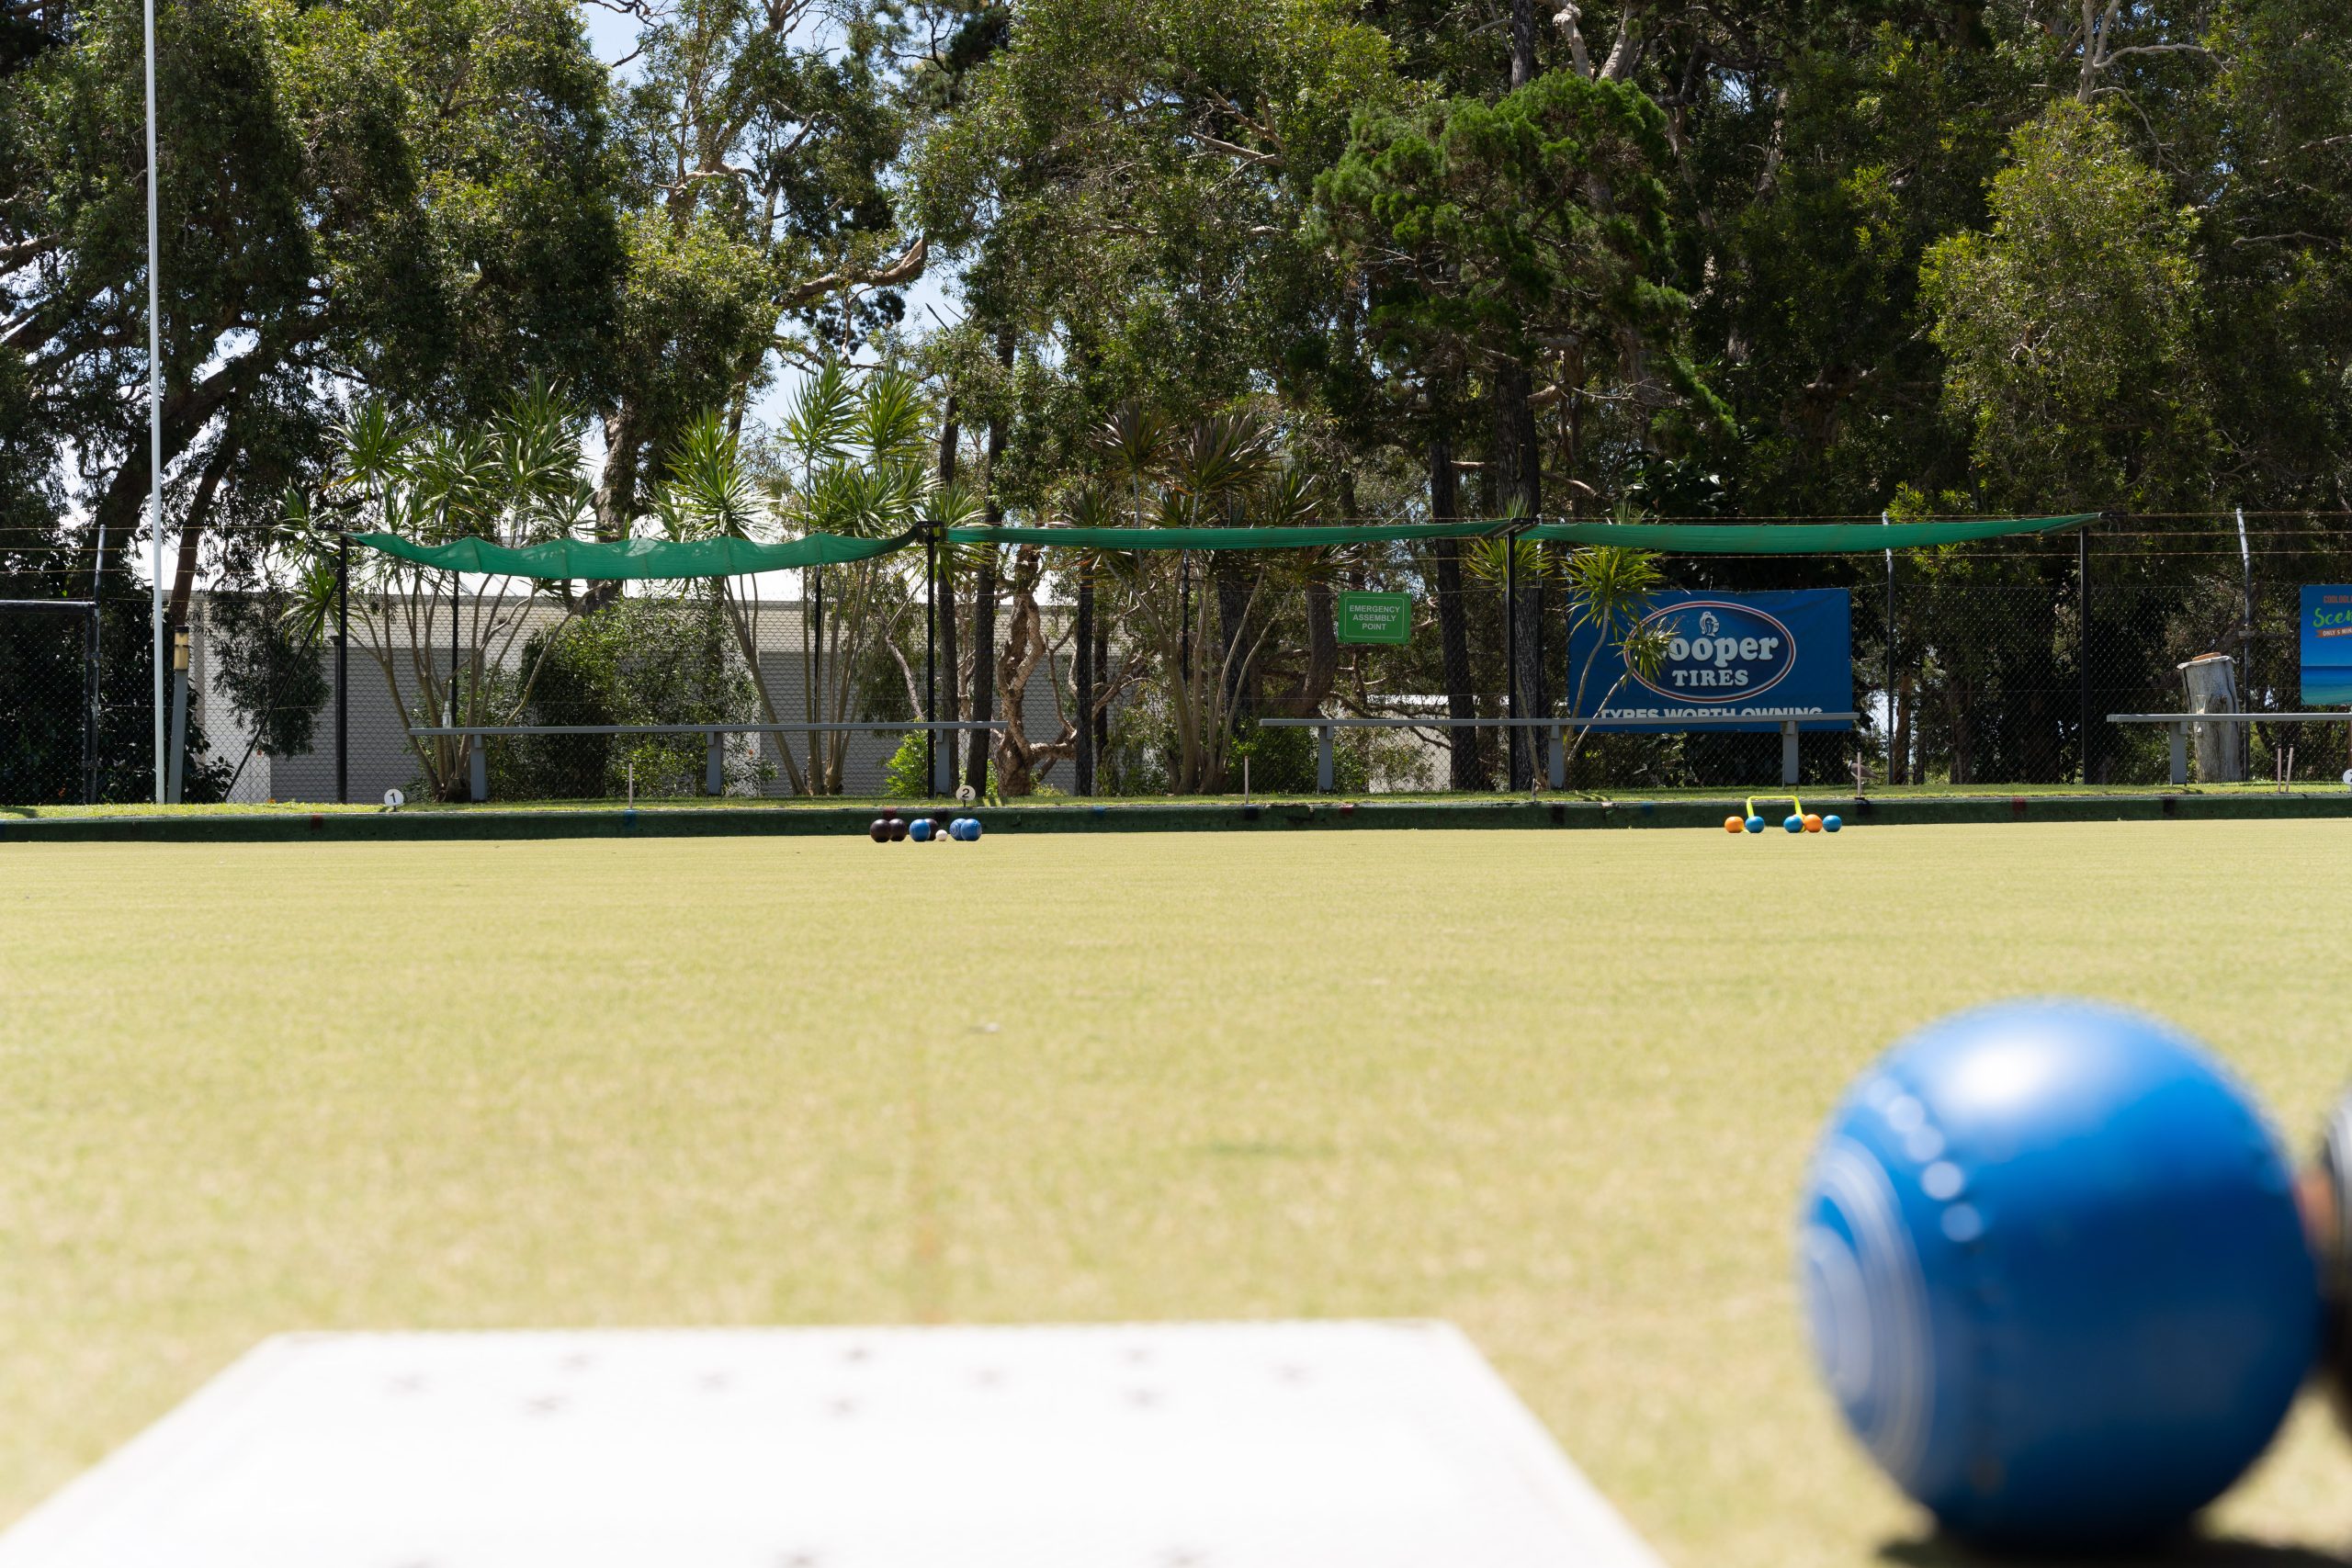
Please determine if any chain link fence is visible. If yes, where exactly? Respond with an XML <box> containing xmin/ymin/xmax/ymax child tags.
<box><xmin>8</xmin><ymin>520</ymin><xmax>2349</xmax><ymax>806</ymax></box>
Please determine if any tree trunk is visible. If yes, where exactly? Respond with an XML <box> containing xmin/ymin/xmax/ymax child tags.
<box><xmin>1215</xmin><ymin>556</ymin><xmax>1252</xmax><ymax>730</ymax></box>
<box><xmin>1493</xmin><ymin>360</ymin><xmax>1542</xmax><ymax>787</ymax></box>
<box><xmin>165</xmin><ymin>437</ymin><xmax>236</xmax><ymax>631</ymax></box>
<box><xmin>1075</xmin><ymin>570</ymin><xmax>1095</xmax><ymax>795</ymax></box>
<box><xmin>1510</xmin><ymin>0</ymin><xmax>1538</xmax><ymax>88</ymax></box>
<box><xmin>993</xmin><ymin>545</ymin><xmax>1053</xmax><ymax>794</ymax></box>
<box><xmin>1092</xmin><ymin>596</ymin><xmax>1112</xmax><ymax>763</ymax></box>
<box><xmin>935</xmin><ymin>397</ymin><xmax>961</xmax><ymax>787</ymax></box>
<box><xmin>589</xmin><ymin>408</ymin><xmax>641</xmax><ymax>614</ymax></box>
<box><xmin>967</xmin><ymin>341</ymin><xmax>1011</xmax><ymax>794</ymax></box>
<box><xmin>1430</xmin><ymin>436</ymin><xmax>1480</xmax><ymax>789</ymax></box>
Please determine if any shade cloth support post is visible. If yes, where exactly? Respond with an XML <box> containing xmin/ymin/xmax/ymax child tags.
<box><xmin>451</xmin><ymin>569</ymin><xmax>465</xmax><ymax>802</ymax></box>
<box><xmin>924</xmin><ymin>524</ymin><xmax>939</xmax><ymax>795</ymax></box>
<box><xmin>81</xmin><ymin>604</ymin><xmax>100</xmax><ymax>805</ymax></box>
<box><xmin>2236</xmin><ymin>507</ymin><xmax>2253</xmax><ymax>779</ymax></box>
<box><xmin>2079</xmin><ymin>522</ymin><xmax>2094</xmax><ymax>783</ymax></box>
<box><xmin>1883</xmin><ymin>512</ymin><xmax>1895</xmax><ymax>785</ymax></box>
<box><xmin>335</xmin><ymin>532</ymin><xmax>348</xmax><ymax>805</ymax></box>
<box><xmin>1504</xmin><ymin>536</ymin><xmax>1516</xmax><ymax>744</ymax></box>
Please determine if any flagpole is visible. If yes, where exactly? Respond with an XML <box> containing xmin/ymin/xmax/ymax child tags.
<box><xmin>146</xmin><ymin>0</ymin><xmax>164</xmax><ymax>802</ymax></box>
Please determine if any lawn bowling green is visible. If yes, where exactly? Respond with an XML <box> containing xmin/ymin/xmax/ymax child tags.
<box><xmin>6</xmin><ymin>822</ymin><xmax>2352</xmax><ymax>1564</ymax></box>
<box><xmin>0</xmin><ymin>1324</ymin><xmax>1660</xmax><ymax>1568</ymax></box>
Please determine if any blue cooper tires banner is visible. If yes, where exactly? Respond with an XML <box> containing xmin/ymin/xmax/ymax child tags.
<box><xmin>1566</xmin><ymin>589</ymin><xmax>1854</xmax><ymax>732</ymax></box>
<box><xmin>2302</xmin><ymin>587</ymin><xmax>2352</xmax><ymax>706</ymax></box>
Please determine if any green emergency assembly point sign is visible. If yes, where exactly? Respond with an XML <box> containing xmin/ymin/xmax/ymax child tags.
<box><xmin>1337</xmin><ymin>592</ymin><xmax>1413</xmax><ymax>645</ymax></box>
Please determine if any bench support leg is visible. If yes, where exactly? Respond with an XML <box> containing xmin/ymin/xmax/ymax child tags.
<box><xmin>1317</xmin><ymin>726</ymin><xmax>1335</xmax><ymax>793</ymax></box>
<box><xmin>1781</xmin><ymin>722</ymin><xmax>1800</xmax><ymax>786</ymax></box>
<box><xmin>706</xmin><ymin>733</ymin><xmax>725</xmax><ymax>796</ymax></box>
<box><xmin>469</xmin><ymin>741</ymin><xmax>488</xmax><ymax>803</ymax></box>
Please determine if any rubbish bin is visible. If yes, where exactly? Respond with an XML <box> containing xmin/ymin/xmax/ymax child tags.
<box><xmin>2178</xmin><ymin>652</ymin><xmax>2243</xmax><ymax>783</ymax></box>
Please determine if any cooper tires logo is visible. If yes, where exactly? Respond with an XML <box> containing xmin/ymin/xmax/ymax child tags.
<box><xmin>1630</xmin><ymin>599</ymin><xmax>1798</xmax><ymax>705</ymax></box>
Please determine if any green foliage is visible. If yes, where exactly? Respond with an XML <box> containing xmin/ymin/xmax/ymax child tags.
<box><xmin>1922</xmin><ymin>101</ymin><xmax>2208</xmax><ymax>512</ymax></box>
<box><xmin>496</xmin><ymin>593</ymin><xmax>762</xmax><ymax>799</ymax></box>
<box><xmin>208</xmin><ymin>589</ymin><xmax>331</xmax><ymax>761</ymax></box>
<box><xmin>1227</xmin><ymin>716</ymin><xmax>1367</xmax><ymax>795</ymax></box>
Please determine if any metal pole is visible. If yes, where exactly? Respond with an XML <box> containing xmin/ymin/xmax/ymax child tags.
<box><xmin>924</xmin><ymin>524</ymin><xmax>937</xmax><ymax>795</ymax></box>
<box><xmin>2079</xmin><ymin>522</ymin><xmax>2092</xmax><ymax>784</ymax></box>
<box><xmin>2236</xmin><ymin>506</ymin><xmax>2253</xmax><ymax>778</ymax></box>
<box><xmin>1504</xmin><ymin>533</ymin><xmax>1518</xmax><ymax>733</ymax></box>
<box><xmin>89</xmin><ymin>515</ymin><xmax>107</xmax><ymax>805</ymax></box>
<box><xmin>83</xmin><ymin>604</ymin><xmax>99</xmax><ymax>805</ymax></box>
<box><xmin>450</xmin><ymin>569</ymin><xmax>461</xmax><ymax>800</ymax></box>
<box><xmin>1883</xmin><ymin>510</ymin><xmax>1894</xmax><ymax>784</ymax></box>
<box><xmin>335</xmin><ymin>531</ymin><xmax>348</xmax><ymax>804</ymax></box>
<box><xmin>146</xmin><ymin>0</ymin><xmax>164</xmax><ymax>803</ymax></box>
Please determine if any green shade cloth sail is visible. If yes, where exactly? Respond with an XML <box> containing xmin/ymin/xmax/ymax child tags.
<box><xmin>1524</xmin><ymin>515</ymin><xmax>2097</xmax><ymax>553</ymax></box>
<box><xmin>353</xmin><ymin>530</ymin><xmax>910</xmax><ymax>581</ymax></box>
<box><xmin>354</xmin><ymin>513</ymin><xmax>2095</xmax><ymax>578</ymax></box>
<box><xmin>943</xmin><ymin>521</ymin><xmax>1506</xmax><ymax>550</ymax></box>
<box><xmin>954</xmin><ymin>515</ymin><xmax>2095</xmax><ymax>554</ymax></box>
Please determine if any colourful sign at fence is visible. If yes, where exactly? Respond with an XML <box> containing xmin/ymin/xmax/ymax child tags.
<box><xmin>1566</xmin><ymin>590</ymin><xmax>1853</xmax><ymax>732</ymax></box>
<box><xmin>2301</xmin><ymin>586</ymin><xmax>2352</xmax><ymax>705</ymax></box>
<box><xmin>1336</xmin><ymin>592</ymin><xmax>1413</xmax><ymax>646</ymax></box>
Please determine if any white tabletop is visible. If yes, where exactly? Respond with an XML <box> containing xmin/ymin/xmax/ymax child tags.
<box><xmin>0</xmin><ymin>1322</ymin><xmax>1660</xmax><ymax>1568</ymax></box>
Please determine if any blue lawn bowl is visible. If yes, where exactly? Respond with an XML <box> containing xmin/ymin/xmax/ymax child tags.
<box><xmin>1823</xmin><ymin>815</ymin><xmax>1843</xmax><ymax>833</ymax></box>
<box><xmin>908</xmin><ymin>818</ymin><xmax>935</xmax><ymax>843</ymax></box>
<box><xmin>1797</xmin><ymin>1000</ymin><xmax>2316</xmax><ymax>1549</ymax></box>
<box><xmin>1744</xmin><ymin>816</ymin><xmax>1766</xmax><ymax>834</ymax></box>
<box><xmin>962</xmin><ymin>818</ymin><xmax>985</xmax><ymax>842</ymax></box>
<box><xmin>1784</xmin><ymin>814</ymin><xmax>1804</xmax><ymax>834</ymax></box>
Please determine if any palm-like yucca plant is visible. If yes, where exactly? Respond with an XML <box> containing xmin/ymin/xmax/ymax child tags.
<box><xmin>1167</xmin><ymin>411</ymin><xmax>1276</xmax><ymax>514</ymax></box>
<box><xmin>658</xmin><ymin>413</ymin><xmax>769</xmax><ymax>541</ymax></box>
<box><xmin>650</xmin><ymin>364</ymin><xmax>944</xmax><ymax>795</ymax></box>
<box><xmin>300</xmin><ymin>382</ymin><xmax>594</xmax><ymax>799</ymax></box>
<box><xmin>1095</xmin><ymin>403</ymin><xmax>1170</xmax><ymax>527</ymax></box>
<box><xmin>1562</xmin><ymin>542</ymin><xmax>1671</xmax><ymax>769</ymax></box>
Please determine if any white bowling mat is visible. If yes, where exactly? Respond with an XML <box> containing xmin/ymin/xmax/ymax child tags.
<box><xmin>0</xmin><ymin>1321</ymin><xmax>1661</xmax><ymax>1568</ymax></box>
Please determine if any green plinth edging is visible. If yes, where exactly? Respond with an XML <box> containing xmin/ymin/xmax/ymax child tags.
<box><xmin>9</xmin><ymin>791</ymin><xmax>2352</xmax><ymax>843</ymax></box>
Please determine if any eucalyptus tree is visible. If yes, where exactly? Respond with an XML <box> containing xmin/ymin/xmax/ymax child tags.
<box><xmin>593</xmin><ymin>0</ymin><xmax>928</xmax><ymax>542</ymax></box>
<box><xmin>2</xmin><ymin>0</ymin><xmax>623</xmax><ymax>635</ymax></box>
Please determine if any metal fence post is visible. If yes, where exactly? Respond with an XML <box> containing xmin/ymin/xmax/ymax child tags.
<box><xmin>334</xmin><ymin>531</ymin><xmax>348</xmax><ymax>806</ymax></box>
<box><xmin>469</xmin><ymin>740</ymin><xmax>488</xmax><ymax>803</ymax></box>
<box><xmin>1317</xmin><ymin>724</ymin><xmax>1335</xmax><ymax>793</ymax></box>
<box><xmin>82</xmin><ymin>604</ymin><xmax>99</xmax><ymax>806</ymax></box>
<box><xmin>2170</xmin><ymin>721</ymin><xmax>2188</xmax><ymax>787</ymax></box>
<box><xmin>1781</xmin><ymin>720</ymin><xmax>1800</xmax><ymax>786</ymax></box>
<box><xmin>705</xmin><ymin>731</ymin><xmax>725</xmax><ymax>797</ymax></box>
<box><xmin>1548</xmin><ymin>726</ymin><xmax>1566</xmax><ymax>789</ymax></box>
<box><xmin>2079</xmin><ymin>522</ymin><xmax>2093</xmax><ymax>784</ymax></box>
<box><xmin>923</xmin><ymin>523</ymin><xmax>936</xmax><ymax>796</ymax></box>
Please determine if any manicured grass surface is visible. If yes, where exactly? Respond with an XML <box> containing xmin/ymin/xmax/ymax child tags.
<box><xmin>6</xmin><ymin>823</ymin><xmax>2352</xmax><ymax>1564</ymax></box>
<box><xmin>11</xmin><ymin>778</ymin><xmax>2352</xmax><ymax>818</ymax></box>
